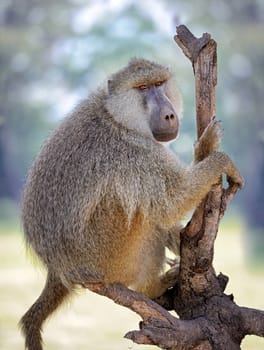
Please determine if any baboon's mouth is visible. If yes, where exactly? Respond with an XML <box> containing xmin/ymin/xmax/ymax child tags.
<box><xmin>152</xmin><ymin>130</ymin><xmax>178</xmax><ymax>142</ymax></box>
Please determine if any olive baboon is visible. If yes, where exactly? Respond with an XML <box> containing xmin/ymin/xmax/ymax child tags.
<box><xmin>20</xmin><ymin>58</ymin><xmax>243</xmax><ymax>350</ymax></box>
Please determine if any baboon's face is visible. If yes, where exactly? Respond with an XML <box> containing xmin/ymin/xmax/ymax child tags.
<box><xmin>135</xmin><ymin>80</ymin><xmax>179</xmax><ymax>142</ymax></box>
<box><xmin>106</xmin><ymin>59</ymin><xmax>182</xmax><ymax>142</ymax></box>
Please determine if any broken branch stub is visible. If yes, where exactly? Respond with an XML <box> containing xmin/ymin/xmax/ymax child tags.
<box><xmin>175</xmin><ymin>25</ymin><xmax>217</xmax><ymax>142</ymax></box>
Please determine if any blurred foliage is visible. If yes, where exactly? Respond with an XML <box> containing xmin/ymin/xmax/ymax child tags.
<box><xmin>0</xmin><ymin>198</ymin><xmax>19</xmax><ymax>227</ymax></box>
<box><xmin>0</xmin><ymin>0</ymin><xmax>264</xmax><ymax>257</ymax></box>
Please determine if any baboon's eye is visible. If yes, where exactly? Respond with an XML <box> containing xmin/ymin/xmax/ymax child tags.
<box><xmin>137</xmin><ymin>84</ymin><xmax>148</xmax><ymax>90</ymax></box>
<box><xmin>154</xmin><ymin>81</ymin><xmax>164</xmax><ymax>87</ymax></box>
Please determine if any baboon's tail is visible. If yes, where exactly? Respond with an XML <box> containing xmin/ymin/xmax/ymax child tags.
<box><xmin>20</xmin><ymin>271</ymin><xmax>71</xmax><ymax>350</ymax></box>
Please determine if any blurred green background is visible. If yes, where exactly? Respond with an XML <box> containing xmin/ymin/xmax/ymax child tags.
<box><xmin>0</xmin><ymin>0</ymin><xmax>264</xmax><ymax>349</ymax></box>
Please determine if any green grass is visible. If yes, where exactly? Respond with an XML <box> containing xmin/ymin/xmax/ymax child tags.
<box><xmin>0</xmin><ymin>222</ymin><xmax>264</xmax><ymax>350</ymax></box>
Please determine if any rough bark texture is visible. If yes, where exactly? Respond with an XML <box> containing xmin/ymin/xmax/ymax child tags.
<box><xmin>87</xmin><ymin>25</ymin><xmax>264</xmax><ymax>349</ymax></box>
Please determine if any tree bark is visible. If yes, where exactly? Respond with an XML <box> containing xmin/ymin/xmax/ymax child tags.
<box><xmin>86</xmin><ymin>25</ymin><xmax>264</xmax><ymax>349</ymax></box>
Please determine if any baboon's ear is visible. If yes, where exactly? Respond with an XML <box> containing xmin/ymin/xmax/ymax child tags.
<box><xmin>107</xmin><ymin>80</ymin><xmax>115</xmax><ymax>94</ymax></box>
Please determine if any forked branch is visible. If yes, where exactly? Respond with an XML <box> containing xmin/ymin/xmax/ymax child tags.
<box><xmin>87</xmin><ymin>25</ymin><xmax>264</xmax><ymax>350</ymax></box>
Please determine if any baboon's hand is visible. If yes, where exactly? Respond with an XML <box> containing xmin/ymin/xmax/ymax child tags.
<box><xmin>207</xmin><ymin>151</ymin><xmax>244</xmax><ymax>190</ymax></box>
<box><xmin>221</xmin><ymin>153</ymin><xmax>244</xmax><ymax>189</ymax></box>
<box><xmin>194</xmin><ymin>118</ymin><xmax>223</xmax><ymax>162</ymax></box>
<box><xmin>227</xmin><ymin>170</ymin><xmax>244</xmax><ymax>190</ymax></box>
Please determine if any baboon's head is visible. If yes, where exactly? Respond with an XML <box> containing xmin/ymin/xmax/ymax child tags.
<box><xmin>106</xmin><ymin>58</ymin><xmax>182</xmax><ymax>142</ymax></box>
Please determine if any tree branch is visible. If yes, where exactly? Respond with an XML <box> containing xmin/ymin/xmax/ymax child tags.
<box><xmin>85</xmin><ymin>282</ymin><xmax>207</xmax><ymax>349</ymax></box>
<box><xmin>173</xmin><ymin>26</ymin><xmax>222</xmax><ymax>316</ymax></box>
<box><xmin>240</xmin><ymin>307</ymin><xmax>264</xmax><ymax>337</ymax></box>
<box><xmin>85</xmin><ymin>282</ymin><xmax>175</xmax><ymax>324</ymax></box>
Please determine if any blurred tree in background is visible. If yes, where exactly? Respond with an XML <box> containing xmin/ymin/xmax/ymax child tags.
<box><xmin>0</xmin><ymin>0</ymin><xmax>263</xmax><ymax>261</ymax></box>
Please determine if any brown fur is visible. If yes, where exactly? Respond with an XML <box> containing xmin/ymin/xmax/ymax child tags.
<box><xmin>20</xmin><ymin>58</ymin><xmax>243</xmax><ymax>349</ymax></box>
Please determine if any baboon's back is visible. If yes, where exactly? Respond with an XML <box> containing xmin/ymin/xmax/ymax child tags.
<box><xmin>21</xmin><ymin>93</ymin><xmax>116</xmax><ymax>265</ymax></box>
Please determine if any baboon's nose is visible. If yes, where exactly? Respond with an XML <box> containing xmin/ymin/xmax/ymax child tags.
<box><xmin>165</xmin><ymin>114</ymin><xmax>175</xmax><ymax>121</ymax></box>
<box><xmin>162</xmin><ymin>109</ymin><xmax>178</xmax><ymax>129</ymax></box>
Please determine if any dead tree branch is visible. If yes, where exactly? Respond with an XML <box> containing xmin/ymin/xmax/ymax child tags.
<box><xmin>86</xmin><ymin>25</ymin><xmax>264</xmax><ymax>350</ymax></box>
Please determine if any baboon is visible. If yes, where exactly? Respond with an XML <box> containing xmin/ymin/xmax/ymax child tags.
<box><xmin>20</xmin><ymin>58</ymin><xmax>243</xmax><ymax>350</ymax></box>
